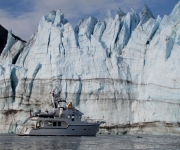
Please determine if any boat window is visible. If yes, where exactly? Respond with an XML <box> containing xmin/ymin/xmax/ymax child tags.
<box><xmin>58</xmin><ymin>122</ymin><xmax>61</xmax><ymax>126</ymax></box>
<box><xmin>39</xmin><ymin>121</ymin><xmax>42</xmax><ymax>127</ymax></box>
<box><xmin>72</xmin><ymin>114</ymin><xmax>74</xmax><ymax>121</ymax></box>
<box><xmin>36</xmin><ymin>122</ymin><xmax>40</xmax><ymax>128</ymax></box>
<box><xmin>53</xmin><ymin>122</ymin><xmax>56</xmax><ymax>126</ymax></box>
<box><xmin>37</xmin><ymin>121</ymin><xmax>43</xmax><ymax>128</ymax></box>
<box><xmin>68</xmin><ymin>115</ymin><xmax>71</xmax><ymax>118</ymax></box>
<box><xmin>48</xmin><ymin>121</ymin><xmax>52</xmax><ymax>126</ymax></box>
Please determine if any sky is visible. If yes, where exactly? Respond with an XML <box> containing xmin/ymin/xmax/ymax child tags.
<box><xmin>0</xmin><ymin>0</ymin><xmax>179</xmax><ymax>41</ymax></box>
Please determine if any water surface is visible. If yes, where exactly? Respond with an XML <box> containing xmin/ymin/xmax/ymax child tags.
<box><xmin>0</xmin><ymin>134</ymin><xmax>179</xmax><ymax>150</ymax></box>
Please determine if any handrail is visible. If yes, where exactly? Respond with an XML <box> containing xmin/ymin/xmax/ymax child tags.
<box><xmin>82</xmin><ymin>118</ymin><xmax>105</xmax><ymax>124</ymax></box>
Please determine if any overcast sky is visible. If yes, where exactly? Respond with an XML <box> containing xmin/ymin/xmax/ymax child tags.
<box><xmin>0</xmin><ymin>0</ymin><xmax>179</xmax><ymax>41</ymax></box>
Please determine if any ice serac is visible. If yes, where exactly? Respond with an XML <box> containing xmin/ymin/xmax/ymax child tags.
<box><xmin>0</xmin><ymin>25</ymin><xmax>26</xmax><ymax>55</ymax></box>
<box><xmin>115</xmin><ymin>11</ymin><xmax>140</xmax><ymax>54</ymax></box>
<box><xmin>140</xmin><ymin>4</ymin><xmax>155</xmax><ymax>25</ymax></box>
<box><xmin>116</xmin><ymin>7</ymin><xmax>125</xmax><ymax>17</ymax></box>
<box><xmin>0</xmin><ymin>2</ymin><xmax>180</xmax><ymax>135</ymax></box>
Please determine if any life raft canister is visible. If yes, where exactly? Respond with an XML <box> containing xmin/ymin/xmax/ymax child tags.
<box><xmin>68</xmin><ymin>102</ymin><xmax>73</xmax><ymax>109</ymax></box>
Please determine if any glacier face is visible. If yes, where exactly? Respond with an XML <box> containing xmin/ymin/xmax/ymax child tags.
<box><xmin>0</xmin><ymin>3</ymin><xmax>180</xmax><ymax>135</ymax></box>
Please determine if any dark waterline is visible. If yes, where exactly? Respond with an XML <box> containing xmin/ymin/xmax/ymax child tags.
<box><xmin>0</xmin><ymin>134</ymin><xmax>179</xmax><ymax>150</ymax></box>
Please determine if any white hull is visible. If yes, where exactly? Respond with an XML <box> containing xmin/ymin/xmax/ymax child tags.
<box><xmin>19</xmin><ymin>124</ymin><xmax>100</xmax><ymax>136</ymax></box>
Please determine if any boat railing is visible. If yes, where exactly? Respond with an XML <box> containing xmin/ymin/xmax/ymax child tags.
<box><xmin>83</xmin><ymin>118</ymin><xmax>105</xmax><ymax>124</ymax></box>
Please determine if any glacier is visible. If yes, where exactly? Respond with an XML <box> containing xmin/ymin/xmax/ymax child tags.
<box><xmin>0</xmin><ymin>2</ymin><xmax>180</xmax><ymax>135</ymax></box>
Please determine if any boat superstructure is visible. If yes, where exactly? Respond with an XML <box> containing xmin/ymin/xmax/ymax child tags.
<box><xmin>18</xmin><ymin>89</ymin><xmax>105</xmax><ymax>136</ymax></box>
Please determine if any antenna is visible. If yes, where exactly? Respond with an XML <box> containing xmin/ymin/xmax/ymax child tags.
<box><xmin>50</xmin><ymin>86</ymin><xmax>58</xmax><ymax>108</ymax></box>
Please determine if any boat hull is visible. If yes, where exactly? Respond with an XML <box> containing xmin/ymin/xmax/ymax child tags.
<box><xmin>18</xmin><ymin>124</ymin><xmax>100</xmax><ymax>136</ymax></box>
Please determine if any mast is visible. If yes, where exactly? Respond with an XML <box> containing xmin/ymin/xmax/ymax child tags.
<box><xmin>50</xmin><ymin>90</ymin><xmax>55</xmax><ymax>108</ymax></box>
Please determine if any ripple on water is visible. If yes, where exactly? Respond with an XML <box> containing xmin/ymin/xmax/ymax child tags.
<box><xmin>0</xmin><ymin>134</ymin><xmax>179</xmax><ymax>150</ymax></box>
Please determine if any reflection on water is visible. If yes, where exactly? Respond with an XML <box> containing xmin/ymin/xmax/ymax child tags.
<box><xmin>0</xmin><ymin>134</ymin><xmax>179</xmax><ymax>150</ymax></box>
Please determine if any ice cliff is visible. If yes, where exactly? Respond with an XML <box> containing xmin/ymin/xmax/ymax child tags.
<box><xmin>0</xmin><ymin>2</ymin><xmax>180</xmax><ymax>135</ymax></box>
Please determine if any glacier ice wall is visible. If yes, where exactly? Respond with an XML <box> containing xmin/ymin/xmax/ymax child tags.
<box><xmin>0</xmin><ymin>3</ymin><xmax>180</xmax><ymax>135</ymax></box>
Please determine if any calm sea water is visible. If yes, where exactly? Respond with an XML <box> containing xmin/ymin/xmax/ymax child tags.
<box><xmin>0</xmin><ymin>134</ymin><xmax>179</xmax><ymax>150</ymax></box>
